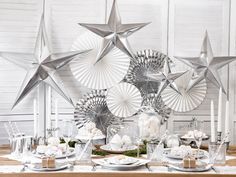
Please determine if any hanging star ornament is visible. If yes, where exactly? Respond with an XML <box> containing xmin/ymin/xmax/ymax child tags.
<box><xmin>0</xmin><ymin>15</ymin><xmax>90</xmax><ymax>109</ymax></box>
<box><xmin>175</xmin><ymin>31</ymin><xmax>236</xmax><ymax>93</ymax></box>
<box><xmin>146</xmin><ymin>59</ymin><xmax>187</xmax><ymax>97</ymax></box>
<box><xmin>79</xmin><ymin>0</ymin><xmax>150</xmax><ymax>64</ymax></box>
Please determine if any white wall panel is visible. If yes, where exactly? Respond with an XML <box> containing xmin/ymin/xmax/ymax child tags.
<box><xmin>168</xmin><ymin>0</ymin><xmax>230</xmax><ymax>135</ymax></box>
<box><xmin>47</xmin><ymin>0</ymin><xmax>106</xmax><ymax>115</ymax></box>
<box><xmin>107</xmin><ymin>0</ymin><xmax>168</xmax><ymax>53</ymax></box>
<box><xmin>0</xmin><ymin>0</ymin><xmax>42</xmax><ymax>143</ymax></box>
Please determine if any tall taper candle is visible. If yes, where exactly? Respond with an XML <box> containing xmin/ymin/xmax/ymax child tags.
<box><xmin>55</xmin><ymin>99</ymin><xmax>59</xmax><ymax>137</ymax></box>
<box><xmin>225</xmin><ymin>100</ymin><xmax>229</xmax><ymax>142</ymax></box>
<box><xmin>33</xmin><ymin>99</ymin><xmax>37</xmax><ymax>138</ymax></box>
<box><xmin>210</xmin><ymin>100</ymin><xmax>215</xmax><ymax>142</ymax></box>
<box><xmin>217</xmin><ymin>87</ymin><xmax>222</xmax><ymax>132</ymax></box>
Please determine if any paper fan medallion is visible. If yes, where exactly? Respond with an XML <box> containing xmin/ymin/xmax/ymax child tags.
<box><xmin>70</xmin><ymin>32</ymin><xmax>130</xmax><ymax>90</ymax></box>
<box><xmin>125</xmin><ymin>49</ymin><xmax>169</xmax><ymax>95</ymax></box>
<box><xmin>106</xmin><ymin>82</ymin><xmax>142</xmax><ymax>118</ymax></box>
<box><xmin>161</xmin><ymin>71</ymin><xmax>207</xmax><ymax>112</ymax></box>
<box><xmin>141</xmin><ymin>93</ymin><xmax>171</xmax><ymax>124</ymax></box>
<box><xmin>74</xmin><ymin>90</ymin><xmax>122</xmax><ymax>134</ymax></box>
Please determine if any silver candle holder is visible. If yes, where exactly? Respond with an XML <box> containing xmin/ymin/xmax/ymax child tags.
<box><xmin>46</xmin><ymin>127</ymin><xmax>60</xmax><ymax>138</ymax></box>
<box><xmin>217</xmin><ymin>131</ymin><xmax>222</xmax><ymax>144</ymax></box>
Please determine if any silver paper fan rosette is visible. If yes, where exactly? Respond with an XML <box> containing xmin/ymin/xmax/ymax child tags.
<box><xmin>161</xmin><ymin>71</ymin><xmax>207</xmax><ymax>112</ymax></box>
<box><xmin>125</xmin><ymin>49</ymin><xmax>169</xmax><ymax>95</ymax></box>
<box><xmin>74</xmin><ymin>90</ymin><xmax>122</xmax><ymax>134</ymax></box>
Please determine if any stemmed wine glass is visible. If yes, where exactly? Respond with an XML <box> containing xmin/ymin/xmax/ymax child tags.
<box><xmin>192</xmin><ymin>120</ymin><xmax>204</xmax><ymax>163</ymax></box>
<box><xmin>60</xmin><ymin>120</ymin><xmax>73</xmax><ymax>164</ymax></box>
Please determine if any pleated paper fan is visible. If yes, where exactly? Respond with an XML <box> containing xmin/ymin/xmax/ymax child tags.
<box><xmin>161</xmin><ymin>71</ymin><xmax>207</xmax><ymax>112</ymax></box>
<box><xmin>106</xmin><ymin>82</ymin><xmax>142</xmax><ymax>117</ymax></box>
<box><xmin>70</xmin><ymin>32</ymin><xmax>130</xmax><ymax>90</ymax></box>
<box><xmin>74</xmin><ymin>90</ymin><xmax>122</xmax><ymax>134</ymax></box>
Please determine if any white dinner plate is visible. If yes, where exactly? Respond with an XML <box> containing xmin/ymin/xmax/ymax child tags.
<box><xmin>168</xmin><ymin>162</ymin><xmax>212</xmax><ymax>172</ymax></box>
<box><xmin>34</xmin><ymin>148</ymin><xmax>75</xmax><ymax>159</ymax></box>
<box><xmin>164</xmin><ymin>148</ymin><xmax>207</xmax><ymax>160</ymax></box>
<box><xmin>93</xmin><ymin>157</ymin><xmax>149</xmax><ymax>170</ymax></box>
<box><xmin>100</xmin><ymin>144</ymin><xmax>138</xmax><ymax>154</ymax></box>
<box><xmin>27</xmin><ymin>162</ymin><xmax>68</xmax><ymax>171</ymax></box>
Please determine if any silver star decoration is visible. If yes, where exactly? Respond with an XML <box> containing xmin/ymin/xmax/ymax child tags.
<box><xmin>0</xmin><ymin>15</ymin><xmax>90</xmax><ymax>109</ymax></box>
<box><xmin>175</xmin><ymin>31</ymin><xmax>236</xmax><ymax>93</ymax></box>
<box><xmin>79</xmin><ymin>0</ymin><xmax>150</xmax><ymax>64</ymax></box>
<box><xmin>146</xmin><ymin>60</ymin><xmax>187</xmax><ymax>97</ymax></box>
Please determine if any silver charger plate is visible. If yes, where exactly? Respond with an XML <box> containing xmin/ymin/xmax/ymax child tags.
<box><xmin>34</xmin><ymin>148</ymin><xmax>75</xmax><ymax>159</ymax></box>
<box><xmin>100</xmin><ymin>144</ymin><xmax>138</xmax><ymax>154</ymax></box>
<box><xmin>93</xmin><ymin>157</ymin><xmax>149</xmax><ymax>170</ymax></box>
<box><xmin>27</xmin><ymin>163</ymin><xmax>68</xmax><ymax>172</ymax></box>
<box><xmin>168</xmin><ymin>162</ymin><xmax>212</xmax><ymax>172</ymax></box>
<box><xmin>163</xmin><ymin>148</ymin><xmax>206</xmax><ymax>160</ymax></box>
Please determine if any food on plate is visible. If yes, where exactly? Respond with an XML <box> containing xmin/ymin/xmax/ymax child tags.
<box><xmin>170</xmin><ymin>145</ymin><xmax>193</xmax><ymax>157</ymax></box>
<box><xmin>181</xmin><ymin>130</ymin><xmax>208</xmax><ymax>139</ymax></box>
<box><xmin>76</xmin><ymin>122</ymin><xmax>105</xmax><ymax>139</ymax></box>
<box><xmin>36</xmin><ymin>137</ymin><xmax>68</xmax><ymax>157</ymax></box>
<box><xmin>109</xmin><ymin>134</ymin><xmax>132</xmax><ymax>150</ymax></box>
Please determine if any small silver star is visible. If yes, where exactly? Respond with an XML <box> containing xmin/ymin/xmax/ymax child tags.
<box><xmin>0</xmin><ymin>15</ymin><xmax>90</xmax><ymax>109</ymax></box>
<box><xmin>146</xmin><ymin>60</ymin><xmax>187</xmax><ymax>97</ymax></box>
<box><xmin>79</xmin><ymin>0</ymin><xmax>150</xmax><ymax>64</ymax></box>
<box><xmin>175</xmin><ymin>31</ymin><xmax>236</xmax><ymax>93</ymax></box>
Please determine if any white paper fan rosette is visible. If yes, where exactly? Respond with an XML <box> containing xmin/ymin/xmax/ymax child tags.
<box><xmin>70</xmin><ymin>32</ymin><xmax>130</xmax><ymax>90</ymax></box>
<box><xmin>161</xmin><ymin>71</ymin><xmax>207</xmax><ymax>112</ymax></box>
<box><xmin>106</xmin><ymin>82</ymin><xmax>142</xmax><ymax>117</ymax></box>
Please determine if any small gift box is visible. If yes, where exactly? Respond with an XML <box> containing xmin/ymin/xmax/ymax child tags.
<box><xmin>183</xmin><ymin>155</ymin><xmax>196</xmax><ymax>168</ymax></box>
<box><xmin>42</xmin><ymin>156</ymin><xmax>56</xmax><ymax>168</ymax></box>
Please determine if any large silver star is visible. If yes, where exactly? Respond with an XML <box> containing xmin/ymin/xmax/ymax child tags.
<box><xmin>146</xmin><ymin>60</ymin><xmax>187</xmax><ymax>97</ymax></box>
<box><xmin>0</xmin><ymin>15</ymin><xmax>89</xmax><ymax>109</ymax></box>
<box><xmin>175</xmin><ymin>31</ymin><xmax>236</xmax><ymax>93</ymax></box>
<box><xmin>79</xmin><ymin>0</ymin><xmax>149</xmax><ymax>64</ymax></box>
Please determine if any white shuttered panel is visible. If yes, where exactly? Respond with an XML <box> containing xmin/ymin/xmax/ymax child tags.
<box><xmin>0</xmin><ymin>0</ymin><xmax>42</xmax><ymax>144</ymax></box>
<box><xmin>47</xmin><ymin>0</ymin><xmax>106</xmax><ymax>117</ymax></box>
<box><xmin>168</xmin><ymin>0</ymin><xmax>230</xmax><ymax>134</ymax></box>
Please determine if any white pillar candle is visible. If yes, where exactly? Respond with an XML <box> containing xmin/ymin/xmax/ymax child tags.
<box><xmin>55</xmin><ymin>99</ymin><xmax>59</xmax><ymax>137</ymax></box>
<box><xmin>217</xmin><ymin>87</ymin><xmax>222</xmax><ymax>132</ymax></box>
<box><xmin>225</xmin><ymin>100</ymin><xmax>229</xmax><ymax>142</ymax></box>
<box><xmin>33</xmin><ymin>99</ymin><xmax>37</xmax><ymax>138</ymax></box>
<box><xmin>47</xmin><ymin>86</ymin><xmax>51</xmax><ymax>130</ymax></box>
<box><xmin>210</xmin><ymin>100</ymin><xmax>215</xmax><ymax>142</ymax></box>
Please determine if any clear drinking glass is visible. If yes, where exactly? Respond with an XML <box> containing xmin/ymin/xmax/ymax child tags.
<box><xmin>61</xmin><ymin>120</ymin><xmax>73</xmax><ymax>164</ymax></box>
<box><xmin>75</xmin><ymin>141</ymin><xmax>92</xmax><ymax>163</ymax></box>
<box><xmin>209</xmin><ymin>143</ymin><xmax>226</xmax><ymax>165</ymax></box>
<box><xmin>192</xmin><ymin>120</ymin><xmax>204</xmax><ymax>162</ymax></box>
<box><xmin>147</xmin><ymin>142</ymin><xmax>164</xmax><ymax>162</ymax></box>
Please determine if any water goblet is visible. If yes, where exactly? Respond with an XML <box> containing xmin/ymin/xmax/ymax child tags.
<box><xmin>193</xmin><ymin>120</ymin><xmax>204</xmax><ymax>162</ymax></box>
<box><xmin>61</xmin><ymin>120</ymin><xmax>74</xmax><ymax>164</ymax></box>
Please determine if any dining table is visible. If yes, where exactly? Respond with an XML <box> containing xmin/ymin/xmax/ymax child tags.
<box><xmin>0</xmin><ymin>144</ymin><xmax>236</xmax><ymax>177</ymax></box>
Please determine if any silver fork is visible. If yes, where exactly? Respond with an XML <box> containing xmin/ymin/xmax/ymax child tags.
<box><xmin>91</xmin><ymin>163</ymin><xmax>98</xmax><ymax>171</ymax></box>
<box><xmin>21</xmin><ymin>160</ymin><xmax>30</xmax><ymax>172</ymax></box>
<box><xmin>145</xmin><ymin>164</ymin><xmax>152</xmax><ymax>172</ymax></box>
